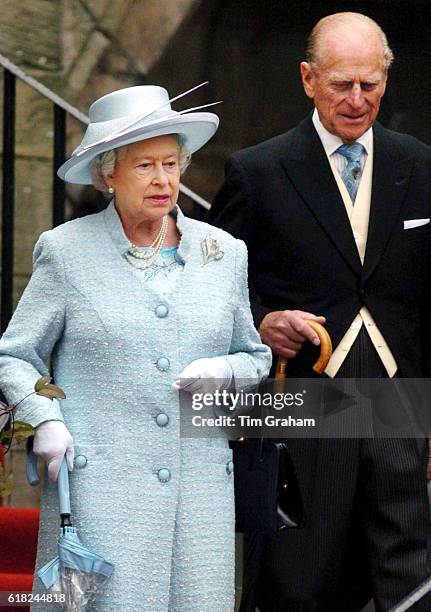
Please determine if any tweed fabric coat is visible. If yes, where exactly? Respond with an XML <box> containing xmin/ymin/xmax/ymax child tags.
<box><xmin>0</xmin><ymin>202</ymin><xmax>271</xmax><ymax>612</ymax></box>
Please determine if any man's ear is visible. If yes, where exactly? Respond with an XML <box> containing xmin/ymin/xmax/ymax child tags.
<box><xmin>300</xmin><ymin>62</ymin><xmax>316</xmax><ymax>99</ymax></box>
<box><xmin>380</xmin><ymin>71</ymin><xmax>388</xmax><ymax>97</ymax></box>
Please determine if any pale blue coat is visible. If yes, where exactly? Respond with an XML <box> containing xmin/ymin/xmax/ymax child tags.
<box><xmin>0</xmin><ymin>202</ymin><xmax>271</xmax><ymax>612</ymax></box>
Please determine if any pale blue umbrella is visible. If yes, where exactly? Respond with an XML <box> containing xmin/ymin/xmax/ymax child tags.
<box><xmin>28</xmin><ymin>452</ymin><xmax>114</xmax><ymax>611</ymax></box>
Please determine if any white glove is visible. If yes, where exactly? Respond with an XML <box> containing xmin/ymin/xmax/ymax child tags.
<box><xmin>173</xmin><ymin>357</ymin><xmax>233</xmax><ymax>394</ymax></box>
<box><xmin>33</xmin><ymin>420</ymin><xmax>74</xmax><ymax>482</ymax></box>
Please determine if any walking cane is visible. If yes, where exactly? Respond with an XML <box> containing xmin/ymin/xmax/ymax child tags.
<box><xmin>275</xmin><ymin>319</ymin><xmax>333</xmax><ymax>379</ymax></box>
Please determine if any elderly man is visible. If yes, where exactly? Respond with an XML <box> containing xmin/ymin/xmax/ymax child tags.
<box><xmin>210</xmin><ymin>12</ymin><xmax>431</xmax><ymax>612</ymax></box>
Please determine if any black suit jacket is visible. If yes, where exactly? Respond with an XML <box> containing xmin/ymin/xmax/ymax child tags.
<box><xmin>210</xmin><ymin>115</ymin><xmax>431</xmax><ymax>377</ymax></box>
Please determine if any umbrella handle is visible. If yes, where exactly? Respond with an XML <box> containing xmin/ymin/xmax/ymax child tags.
<box><xmin>275</xmin><ymin>320</ymin><xmax>333</xmax><ymax>379</ymax></box>
<box><xmin>58</xmin><ymin>456</ymin><xmax>71</xmax><ymax>516</ymax></box>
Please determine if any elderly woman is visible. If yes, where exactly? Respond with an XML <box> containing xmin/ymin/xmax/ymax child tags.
<box><xmin>0</xmin><ymin>85</ymin><xmax>271</xmax><ymax>611</ymax></box>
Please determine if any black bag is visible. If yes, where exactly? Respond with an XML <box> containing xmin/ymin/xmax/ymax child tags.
<box><xmin>232</xmin><ymin>438</ymin><xmax>304</xmax><ymax>534</ymax></box>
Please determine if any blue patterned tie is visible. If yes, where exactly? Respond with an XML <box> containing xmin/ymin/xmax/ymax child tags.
<box><xmin>337</xmin><ymin>143</ymin><xmax>365</xmax><ymax>203</ymax></box>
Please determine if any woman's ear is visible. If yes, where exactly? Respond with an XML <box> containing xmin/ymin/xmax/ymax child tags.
<box><xmin>105</xmin><ymin>172</ymin><xmax>115</xmax><ymax>190</ymax></box>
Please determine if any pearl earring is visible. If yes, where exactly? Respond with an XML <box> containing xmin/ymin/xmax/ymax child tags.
<box><xmin>108</xmin><ymin>186</ymin><xmax>114</xmax><ymax>194</ymax></box>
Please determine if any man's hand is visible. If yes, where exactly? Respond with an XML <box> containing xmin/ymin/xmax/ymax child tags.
<box><xmin>259</xmin><ymin>310</ymin><xmax>326</xmax><ymax>358</ymax></box>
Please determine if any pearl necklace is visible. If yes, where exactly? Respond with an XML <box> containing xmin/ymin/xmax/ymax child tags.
<box><xmin>125</xmin><ymin>215</ymin><xmax>168</xmax><ymax>270</ymax></box>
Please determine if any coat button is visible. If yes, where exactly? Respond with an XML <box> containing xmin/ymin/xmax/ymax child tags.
<box><xmin>226</xmin><ymin>460</ymin><xmax>234</xmax><ymax>475</ymax></box>
<box><xmin>155</xmin><ymin>304</ymin><xmax>169</xmax><ymax>318</ymax></box>
<box><xmin>156</xmin><ymin>413</ymin><xmax>169</xmax><ymax>427</ymax></box>
<box><xmin>74</xmin><ymin>455</ymin><xmax>87</xmax><ymax>469</ymax></box>
<box><xmin>158</xmin><ymin>468</ymin><xmax>171</xmax><ymax>483</ymax></box>
<box><xmin>156</xmin><ymin>357</ymin><xmax>170</xmax><ymax>371</ymax></box>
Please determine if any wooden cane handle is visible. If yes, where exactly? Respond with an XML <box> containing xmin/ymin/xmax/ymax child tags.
<box><xmin>307</xmin><ymin>320</ymin><xmax>332</xmax><ymax>374</ymax></box>
<box><xmin>275</xmin><ymin>320</ymin><xmax>333</xmax><ymax>379</ymax></box>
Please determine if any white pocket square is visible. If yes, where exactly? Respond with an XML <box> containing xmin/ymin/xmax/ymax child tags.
<box><xmin>403</xmin><ymin>218</ymin><xmax>430</xmax><ymax>230</ymax></box>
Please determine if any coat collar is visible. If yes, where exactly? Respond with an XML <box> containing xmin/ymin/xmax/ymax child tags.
<box><xmin>103</xmin><ymin>200</ymin><xmax>192</xmax><ymax>264</ymax></box>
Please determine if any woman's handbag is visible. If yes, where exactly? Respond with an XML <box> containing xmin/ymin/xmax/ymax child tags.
<box><xmin>232</xmin><ymin>437</ymin><xmax>303</xmax><ymax>533</ymax></box>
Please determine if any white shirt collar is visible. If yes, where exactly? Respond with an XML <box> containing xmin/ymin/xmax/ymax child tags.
<box><xmin>312</xmin><ymin>108</ymin><xmax>372</xmax><ymax>156</ymax></box>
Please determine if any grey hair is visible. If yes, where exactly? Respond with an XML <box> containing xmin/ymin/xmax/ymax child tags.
<box><xmin>305</xmin><ymin>12</ymin><xmax>394</xmax><ymax>72</ymax></box>
<box><xmin>90</xmin><ymin>135</ymin><xmax>192</xmax><ymax>196</ymax></box>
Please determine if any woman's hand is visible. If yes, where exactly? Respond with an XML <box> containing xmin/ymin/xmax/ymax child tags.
<box><xmin>33</xmin><ymin>420</ymin><xmax>74</xmax><ymax>482</ymax></box>
<box><xmin>173</xmin><ymin>357</ymin><xmax>233</xmax><ymax>394</ymax></box>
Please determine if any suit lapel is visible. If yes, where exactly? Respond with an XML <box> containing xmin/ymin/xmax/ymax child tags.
<box><xmin>361</xmin><ymin>123</ymin><xmax>414</xmax><ymax>284</ymax></box>
<box><xmin>280</xmin><ymin>116</ymin><xmax>362</xmax><ymax>276</ymax></box>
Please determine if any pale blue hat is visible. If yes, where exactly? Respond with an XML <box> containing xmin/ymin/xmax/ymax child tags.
<box><xmin>58</xmin><ymin>84</ymin><xmax>219</xmax><ymax>185</ymax></box>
